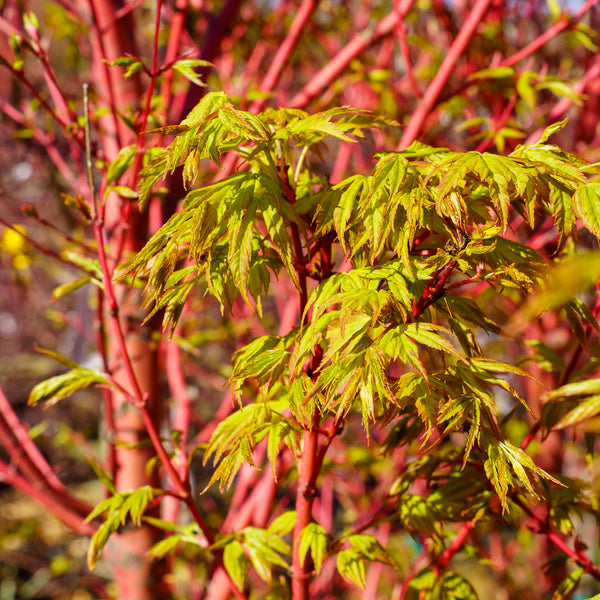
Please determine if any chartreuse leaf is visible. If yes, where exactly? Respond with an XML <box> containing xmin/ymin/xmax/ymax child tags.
<box><xmin>336</xmin><ymin>534</ymin><xmax>391</xmax><ymax>590</ymax></box>
<box><xmin>432</xmin><ymin>571</ymin><xmax>479</xmax><ymax>599</ymax></box>
<box><xmin>229</xmin><ymin>334</ymin><xmax>290</xmax><ymax>400</ymax></box>
<box><xmin>86</xmin><ymin>486</ymin><xmax>158</xmax><ymax>570</ymax></box>
<box><xmin>106</xmin><ymin>144</ymin><xmax>137</xmax><ymax>183</ymax></box>
<box><xmin>52</xmin><ymin>276</ymin><xmax>96</xmax><ymax>301</ymax></box>
<box><xmin>298</xmin><ymin>522</ymin><xmax>329</xmax><ymax>574</ymax></box>
<box><xmin>149</xmin><ymin>535</ymin><xmax>182</xmax><ymax>560</ymax></box>
<box><xmin>29</xmin><ymin>367</ymin><xmax>116</xmax><ymax>407</ymax></box>
<box><xmin>280</xmin><ymin>107</ymin><xmax>358</xmax><ymax>144</ymax></box>
<box><xmin>217</xmin><ymin>525</ymin><xmax>291</xmax><ymax>584</ymax></box>
<box><xmin>267</xmin><ymin>511</ymin><xmax>296</xmax><ymax>536</ymax></box>
<box><xmin>145</xmin><ymin>521</ymin><xmax>207</xmax><ymax>559</ymax></box>
<box><xmin>337</xmin><ymin>549</ymin><xmax>367</xmax><ymax>589</ymax></box>
<box><xmin>538</xmin><ymin>119</ymin><xmax>569</xmax><ymax>143</ymax></box>
<box><xmin>228</xmin><ymin>177</ymin><xmax>258</xmax><ymax>306</ymax></box>
<box><xmin>399</xmin><ymin>494</ymin><xmax>441</xmax><ymax>538</ymax></box>
<box><xmin>543</xmin><ymin>378</ymin><xmax>600</xmax><ymax>401</ymax></box>
<box><xmin>33</xmin><ymin>346</ymin><xmax>80</xmax><ymax>369</ymax></box>
<box><xmin>267</xmin><ymin>420</ymin><xmax>298</xmax><ymax>479</ymax></box>
<box><xmin>542</xmin><ymin>378</ymin><xmax>600</xmax><ymax>430</ymax></box>
<box><xmin>223</xmin><ymin>540</ymin><xmax>249</xmax><ymax>591</ymax></box>
<box><xmin>61</xmin><ymin>251</ymin><xmax>103</xmax><ymax>278</ymax></box>
<box><xmin>142</xmin><ymin>516</ymin><xmax>181</xmax><ymax>533</ymax></box>
<box><xmin>552</xmin><ymin>568</ymin><xmax>583</xmax><ymax>600</ymax></box>
<box><xmin>171</xmin><ymin>58</ymin><xmax>211</xmax><ymax>87</ymax></box>
<box><xmin>483</xmin><ymin>436</ymin><xmax>562</xmax><ymax>511</ymax></box>
<box><xmin>219</xmin><ymin>103</ymin><xmax>270</xmax><ymax>142</ymax></box>
<box><xmin>405</xmin><ymin>568</ymin><xmax>437</xmax><ymax>599</ymax></box>
<box><xmin>468</xmin><ymin>66</ymin><xmax>514</xmax><ymax>80</ymax></box>
<box><xmin>202</xmin><ymin>394</ymin><xmax>299</xmax><ymax>492</ymax></box>
<box><xmin>436</xmin><ymin>152</ymin><xmax>536</xmax><ymax>229</ymax></box>
<box><xmin>86</xmin><ymin>456</ymin><xmax>117</xmax><ymax>495</ymax></box>
<box><xmin>573</xmin><ymin>182</ymin><xmax>600</xmax><ymax>239</ymax></box>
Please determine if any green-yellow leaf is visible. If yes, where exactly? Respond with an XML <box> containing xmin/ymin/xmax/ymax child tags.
<box><xmin>543</xmin><ymin>378</ymin><xmax>600</xmax><ymax>402</ymax></box>
<box><xmin>298</xmin><ymin>522</ymin><xmax>329</xmax><ymax>574</ymax></box>
<box><xmin>223</xmin><ymin>540</ymin><xmax>248</xmax><ymax>591</ymax></box>
<box><xmin>337</xmin><ymin>549</ymin><xmax>366</xmax><ymax>589</ymax></box>
<box><xmin>28</xmin><ymin>368</ymin><xmax>114</xmax><ymax>407</ymax></box>
<box><xmin>106</xmin><ymin>145</ymin><xmax>137</xmax><ymax>183</ymax></box>
<box><xmin>573</xmin><ymin>183</ymin><xmax>600</xmax><ymax>239</ymax></box>
<box><xmin>467</xmin><ymin>66</ymin><xmax>514</xmax><ymax>80</ymax></box>
<box><xmin>86</xmin><ymin>456</ymin><xmax>117</xmax><ymax>494</ymax></box>
<box><xmin>52</xmin><ymin>276</ymin><xmax>94</xmax><ymax>301</ymax></box>
<box><xmin>553</xmin><ymin>395</ymin><xmax>600</xmax><ymax>430</ymax></box>
<box><xmin>267</xmin><ymin>511</ymin><xmax>296</xmax><ymax>536</ymax></box>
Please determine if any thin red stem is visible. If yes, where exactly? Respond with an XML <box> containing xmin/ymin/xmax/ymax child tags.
<box><xmin>517</xmin><ymin>499</ymin><xmax>600</xmax><ymax>581</ymax></box>
<box><xmin>435</xmin><ymin>520</ymin><xmax>475</xmax><ymax>570</ymax></box>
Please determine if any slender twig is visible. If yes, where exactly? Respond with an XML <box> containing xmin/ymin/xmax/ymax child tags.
<box><xmin>435</xmin><ymin>520</ymin><xmax>475</xmax><ymax>570</ymax></box>
<box><xmin>86</xmin><ymin>0</ymin><xmax>125</xmax><ymax>151</ymax></box>
<box><xmin>93</xmin><ymin>287</ymin><xmax>116</xmax><ymax>482</ymax></box>
<box><xmin>84</xmin><ymin>84</ymin><xmax>98</xmax><ymax>217</ymax></box>
<box><xmin>162</xmin><ymin>329</ymin><xmax>193</xmax><ymax>524</ymax></box>
<box><xmin>411</xmin><ymin>259</ymin><xmax>458</xmax><ymax>319</ymax></box>
<box><xmin>292</xmin><ymin>415</ymin><xmax>322</xmax><ymax>600</ymax></box>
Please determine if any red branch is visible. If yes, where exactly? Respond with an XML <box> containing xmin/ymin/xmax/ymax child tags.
<box><xmin>500</xmin><ymin>0</ymin><xmax>600</xmax><ymax>69</ymax></box>
<box><xmin>292</xmin><ymin>416</ymin><xmax>322</xmax><ymax>600</ymax></box>
<box><xmin>0</xmin><ymin>386</ymin><xmax>93</xmax><ymax>515</ymax></box>
<box><xmin>435</xmin><ymin>520</ymin><xmax>475</xmax><ymax>571</ymax></box>
<box><xmin>250</xmin><ymin>0</ymin><xmax>318</xmax><ymax>114</ymax></box>
<box><xmin>411</xmin><ymin>259</ymin><xmax>458</xmax><ymax>319</ymax></box>
<box><xmin>397</xmin><ymin>0</ymin><xmax>494</xmax><ymax>149</ymax></box>
<box><xmin>0</xmin><ymin>458</ymin><xmax>95</xmax><ymax>536</ymax></box>
<box><xmin>289</xmin><ymin>8</ymin><xmax>404</xmax><ymax>108</ymax></box>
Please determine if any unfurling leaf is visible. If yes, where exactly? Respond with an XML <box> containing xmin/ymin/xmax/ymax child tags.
<box><xmin>29</xmin><ymin>367</ymin><xmax>115</xmax><ymax>407</ymax></box>
<box><xmin>298</xmin><ymin>522</ymin><xmax>329</xmax><ymax>574</ymax></box>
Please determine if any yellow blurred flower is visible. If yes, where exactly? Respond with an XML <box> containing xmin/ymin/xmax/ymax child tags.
<box><xmin>1</xmin><ymin>225</ymin><xmax>31</xmax><ymax>270</ymax></box>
